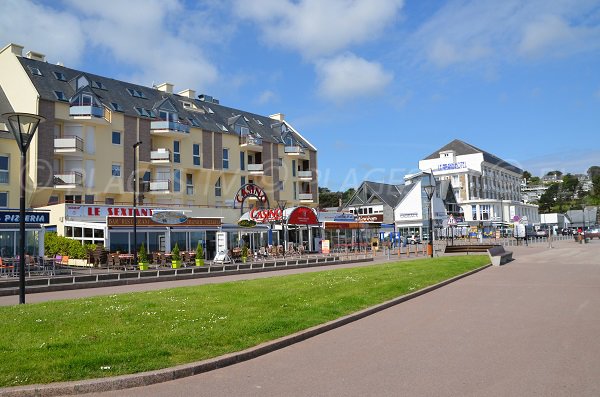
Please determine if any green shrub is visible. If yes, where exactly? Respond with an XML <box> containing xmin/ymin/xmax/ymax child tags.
<box><xmin>241</xmin><ymin>244</ymin><xmax>248</xmax><ymax>258</ymax></box>
<box><xmin>171</xmin><ymin>243</ymin><xmax>180</xmax><ymax>261</ymax></box>
<box><xmin>138</xmin><ymin>243</ymin><xmax>148</xmax><ymax>263</ymax></box>
<box><xmin>44</xmin><ymin>232</ymin><xmax>88</xmax><ymax>259</ymax></box>
<box><xmin>195</xmin><ymin>241</ymin><xmax>203</xmax><ymax>259</ymax></box>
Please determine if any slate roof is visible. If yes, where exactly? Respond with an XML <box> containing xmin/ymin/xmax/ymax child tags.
<box><xmin>346</xmin><ymin>181</ymin><xmax>415</xmax><ymax>209</ymax></box>
<box><xmin>16</xmin><ymin>57</ymin><xmax>313</xmax><ymax>149</ymax></box>
<box><xmin>424</xmin><ymin>139</ymin><xmax>522</xmax><ymax>174</ymax></box>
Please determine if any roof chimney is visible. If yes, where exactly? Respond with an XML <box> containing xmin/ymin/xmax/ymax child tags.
<box><xmin>156</xmin><ymin>82</ymin><xmax>174</xmax><ymax>94</ymax></box>
<box><xmin>1</xmin><ymin>43</ymin><xmax>24</xmax><ymax>57</ymax></box>
<box><xmin>178</xmin><ymin>89</ymin><xmax>196</xmax><ymax>99</ymax></box>
<box><xmin>269</xmin><ymin>113</ymin><xmax>285</xmax><ymax>122</ymax></box>
<box><xmin>26</xmin><ymin>50</ymin><xmax>46</xmax><ymax>62</ymax></box>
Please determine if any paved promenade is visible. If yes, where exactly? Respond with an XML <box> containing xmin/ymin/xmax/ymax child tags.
<box><xmin>87</xmin><ymin>238</ymin><xmax>600</xmax><ymax>397</ymax></box>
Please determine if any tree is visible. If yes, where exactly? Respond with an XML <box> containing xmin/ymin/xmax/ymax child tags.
<box><xmin>587</xmin><ymin>166</ymin><xmax>600</xmax><ymax>179</ymax></box>
<box><xmin>522</xmin><ymin>170</ymin><xmax>532</xmax><ymax>182</ymax></box>
<box><xmin>561</xmin><ymin>173</ymin><xmax>579</xmax><ymax>199</ymax></box>
<box><xmin>545</xmin><ymin>170</ymin><xmax>563</xmax><ymax>178</ymax></box>
<box><xmin>529</xmin><ymin>176</ymin><xmax>541</xmax><ymax>185</ymax></box>
<box><xmin>538</xmin><ymin>183</ymin><xmax>559</xmax><ymax>213</ymax></box>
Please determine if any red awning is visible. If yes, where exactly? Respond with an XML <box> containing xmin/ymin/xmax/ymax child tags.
<box><xmin>287</xmin><ymin>206</ymin><xmax>319</xmax><ymax>225</ymax></box>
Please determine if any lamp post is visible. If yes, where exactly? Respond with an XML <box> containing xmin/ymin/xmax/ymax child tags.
<box><xmin>132</xmin><ymin>141</ymin><xmax>142</xmax><ymax>267</ymax></box>
<box><xmin>500</xmin><ymin>195</ymin><xmax>505</xmax><ymax>239</ymax></box>
<box><xmin>422</xmin><ymin>172</ymin><xmax>436</xmax><ymax>258</ymax></box>
<box><xmin>2</xmin><ymin>112</ymin><xmax>45</xmax><ymax>304</ymax></box>
<box><xmin>277</xmin><ymin>200</ymin><xmax>287</xmax><ymax>252</ymax></box>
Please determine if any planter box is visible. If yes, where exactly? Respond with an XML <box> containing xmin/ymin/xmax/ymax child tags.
<box><xmin>195</xmin><ymin>258</ymin><xmax>205</xmax><ymax>267</ymax></box>
<box><xmin>138</xmin><ymin>263</ymin><xmax>149</xmax><ymax>271</ymax></box>
<box><xmin>68</xmin><ymin>258</ymin><xmax>90</xmax><ymax>267</ymax></box>
<box><xmin>171</xmin><ymin>260</ymin><xmax>182</xmax><ymax>269</ymax></box>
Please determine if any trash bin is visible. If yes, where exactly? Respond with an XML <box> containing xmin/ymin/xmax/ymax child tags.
<box><xmin>426</xmin><ymin>244</ymin><xmax>433</xmax><ymax>256</ymax></box>
<box><xmin>584</xmin><ymin>237</ymin><xmax>590</xmax><ymax>244</ymax></box>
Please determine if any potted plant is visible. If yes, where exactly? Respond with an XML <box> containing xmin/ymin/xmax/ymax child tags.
<box><xmin>195</xmin><ymin>241</ymin><xmax>204</xmax><ymax>266</ymax></box>
<box><xmin>171</xmin><ymin>243</ymin><xmax>181</xmax><ymax>268</ymax></box>
<box><xmin>138</xmin><ymin>243</ymin><xmax>149</xmax><ymax>270</ymax></box>
<box><xmin>241</xmin><ymin>244</ymin><xmax>248</xmax><ymax>263</ymax></box>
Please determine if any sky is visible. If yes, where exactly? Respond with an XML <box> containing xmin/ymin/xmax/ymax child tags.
<box><xmin>1</xmin><ymin>0</ymin><xmax>600</xmax><ymax>190</ymax></box>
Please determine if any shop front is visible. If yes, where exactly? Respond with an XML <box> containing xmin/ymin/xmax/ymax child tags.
<box><xmin>105</xmin><ymin>215</ymin><xmax>222</xmax><ymax>259</ymax></box>
<box><xmin>0</xmin><ymin>210</ymin><xmax>49</xmax><ymax>258</ymax></box>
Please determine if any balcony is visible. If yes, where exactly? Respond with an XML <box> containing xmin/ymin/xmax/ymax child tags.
<box><xmin>149</xmin><ymin>179</ymin><xmax>171</xmax><ymax>193</ymax></box>
<box><xmin>240</xmin><ymin>135</ymin><xmax>263</xmax><ymax>150</ymax></box>
<box><xmin>297</xmin><ymin>170</ymin><xmax>313</xmax><ymax>180</ymax></box>
<box><xmin>150</xmin><ymin>148</ymin><xmax>171</xmax><ymax>164</ymax></box>
<box><xmin>69</xmin><ymin>104</ymin><xmax>104</xmax><ymax>119</ymax></box>
<box><xmin>285</xmin><ymin>145</ymin><xmax>304</xmax><ymax>155</ymax></box>
<box><xmin>53</xmin><ymin>172</ymin><xmax>83</xmax><ymax>189</ymax></box>
<box><xmin>150</xmin><ymin>120</ymin><xmax>190</xmax><ymax>135</ymax></box>
<box><xmin>54</xmin><ymin>136</ymin><xmax>84</xmax><ymax>156</ymax></box>
<box><xmin>299</xmin><ymin>193</ymin><xmax>314</xmax><ymax>202</ymax></box>
<box><xmin>247</xmin><ymin>163</ymin><xmax>264</xmax><ymax>175</ymax></box>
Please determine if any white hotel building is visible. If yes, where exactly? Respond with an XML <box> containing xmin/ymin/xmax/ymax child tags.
<box><xmin>419</xmin><ymin>140</ymin><xmax>539</xmax><ymax>227</ymax></box>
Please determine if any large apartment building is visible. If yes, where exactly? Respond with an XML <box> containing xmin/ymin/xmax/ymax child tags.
<box><xmin>0</xmin><ymin>43</ymin><xmax>318</xmax><ymax>213</ymax></box>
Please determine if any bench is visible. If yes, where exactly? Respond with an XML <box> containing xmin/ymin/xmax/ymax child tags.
<box><xmin>487</xmin><ymin>245</ymin><xmax>513</xmax><ymax>266</ymax></box>
<box><xmin>444</xmin><ymin>244</ymin><xmax>497</xmax><ymax>254</ymax></box>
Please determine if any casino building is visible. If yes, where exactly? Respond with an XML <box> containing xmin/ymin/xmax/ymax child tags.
<box><xmin>0</xmin><ymin>43</ymin><xmax>319</xmax><ymax>257</ymax></box>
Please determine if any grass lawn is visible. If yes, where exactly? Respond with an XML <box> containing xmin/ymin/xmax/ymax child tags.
<box><xmin>0</xmin><ymin>255</ymin><xmax>489</xmax><ymax>387</ymax></box>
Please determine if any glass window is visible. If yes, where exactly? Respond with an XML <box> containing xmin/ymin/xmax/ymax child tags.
<box><xmin>223</xmin><ymin>148</ymin><xmax>229</xmax><ymax>169</ymax></box>
<box><xmin>112</xmin><ymin>131</ymin><xmax>121</xmax><ymax>145</ymax></box>
<box><xmin>53</xmin><ymin>71</ymin><xmax>66</xmax><ymax>81</ymax></box>
<box><xmin>170</xmin><ymin>232</ymin><xmax>187</xmax><ymax>252</ymax></box>
<box><xmin>84</xmin><ymin>195</ymin><xmax>94</xmax><ymax>204</ymax></box>
<box><xmin>292</xmin><ymin>160</ymin><xmax>296</xmax><ymax>177</ymax></box>
<box><xmin>111</xmin><ymin>102</ymin><xmax>123</xmax><ymax>112</ymax></box>
<box><xmin>112</xmin><ymin>164</ymin><xmax>121</xmax><ymax>177</ymax></box>
<box><xmin>0</xmin><ymin>155</ymin><xmax>8</xmax><ymax>184</ymax></box>
<box><xmin>0</xmin><ymin>192</ymin><xmax>7</xmax><ymax>207</ymax></box>
<box><xmin>174</xmin><ymin>141</ymin><xmax>180</xmax><ymax>163</ymax></box>
<box><xmin>186</xmin><ymin>173</ymin><xmax>193</xmax><ymax>195</ymax></box>
<box><xmin>54</xmin><ymin>91</ymin><xmax>67</xmax><ymax>101</ymax></box>
<box><xmin>109</xmin><ymin>232</ymin><xmax>129</xmax><ymax>252</ymax></box>
<box><xmin>174</xmin><ymin>169</ymin><xmax>181</xmax><ymax>192</ymax></box>
<box><xmin>471</xmin><ymin>205</ymin><xmax>477</xmax><ymax>221</ymax></box>
<box><xmin>193</xmin><ymin>144</ymin><xmax>200</xmax><ymax>166</ymax></box>
<box><xmin>215</xmin><ymin>177</ymin><xmax>222</xmax><ymax>197</ymax></box>
<box><xmin>241</xmin><ymin>176</ymin><xmax>246</xmax><ymax>187</ymax></box>
<box><xmin>240</xmin><ymin>151</ymin><xmax>245</xmax><ymax>171</ymax></box>
<box><xmin>65</xmin><ymin>195</ymin><xmax>82</xmax><ymax>203</ymax></box>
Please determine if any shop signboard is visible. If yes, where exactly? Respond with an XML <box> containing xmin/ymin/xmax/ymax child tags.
<box><xmin>287</xmin><ymin>207</ymin><xmax>319</xmax><ymax>225</ymax></box>
<box><xmin>151</xmin><ymin>211</ymin><xmax>188</xmax><ymax>225</ymax></box>
<box><xmin>0</xmin><ymin>211</ymin><xmax>49</xmax><ymax>224</ymax></box>
<box><xmin>249</xmin><ymin>208</ymin><xmax>282</xmax><ymax>223</ymax></box>
<box><xmin>357</xmin><ymin>214</ymin><xmax>383</xmax><ymax>223</ymax></box>
<box><xmin>67</xmin><ymin>205</ymin><xmax>163</xmax><ymax>219</ymax></box>
<box><xmin>321</xmin><ymin>239</ymin><xmax>330</xmax><ymax>254</ymax></box>
<box><xmin>107</xmin><ymin>217</ymin><xmax>221</xmax><ymax>227</ymax></box>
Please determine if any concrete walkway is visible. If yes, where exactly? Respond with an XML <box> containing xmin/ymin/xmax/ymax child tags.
<box><xmin>86</xmin><ymin>239</ymin><xmax>600</xmax><ymax>397</ymax></box>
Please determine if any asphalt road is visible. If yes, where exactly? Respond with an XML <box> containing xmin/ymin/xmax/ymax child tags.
<box><xmin>87</xmin><ymin>239</ymin><xmax>600</xmax><ymax>397</ymax></box>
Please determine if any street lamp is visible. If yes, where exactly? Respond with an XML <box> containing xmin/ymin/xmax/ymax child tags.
<box><xmin>422</xmin><ymin>172</ymin><xmax>436</xmax><ymax>258</ymax></box>
<box><xmin>132</xmin><ymin>141</ymin><xmax>142</xmax><ymax>267</ymax></box>
<box><xmin>2</xmin><ymin>112</ymin><xmax>45</xmax><ymax>304</ymax></box>
<box><xmin>277</xmin><ymin>200</ymin><xmax>287</xmax><ymax>252</ymax></box>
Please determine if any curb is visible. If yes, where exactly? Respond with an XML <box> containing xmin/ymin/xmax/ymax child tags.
<box><xmin>0</xmin><ymin>263</ymin><xmax>492</xmax><ymax>397</ymax></box>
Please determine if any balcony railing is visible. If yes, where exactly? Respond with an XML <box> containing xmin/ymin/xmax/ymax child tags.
<box><xmin>247</xmin><ymin>163</ymin><xmax>264</xmax><ymax>174</ymax></box>
<box><xmin>285</xmin><ymin>145</ymin><xmax>304</xmax><ymax>155</ymax></box>
<box><xmin>150</xmin><ymin>120</ymin><xmax>190</xmax><ymax>134</ymax></box>
<box><xmin>297</xmin><ymin>170</ymin><xmax>313</xmax><ymax>180</ymax></box>
<box><xmin>69</xmin><ymin>105</ymin><xmax>104</xmax><ymax>118</ymax></box>
<box><xmin>150</xmin><ymin>148</ymin><xmax>171</xmax><ymax>163</ymax></box>
<box><xmin>240</xmin><ymin>135</ymin><xmax>263</xmax><ymax>148</ymax></box>
<box><xmin>54</xmin><ymin>136</ymin><xmax>84</xmax><ymax>155</ymax></box>
<box><xmin>54</xmin><ymin>171</ymin><xmax>83</xmax><ymax>188</ymax></box>
<box><xmin>149</xmin><ymin>179</ymin><xmax>171</xmax><ymax>193</ymax></box>
<box><xmin>299</xmin><ymin>193</ymin><xmax>313</xmax><ymax>202</ymax></box>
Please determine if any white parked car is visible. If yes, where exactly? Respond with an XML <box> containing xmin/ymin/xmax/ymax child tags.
<box><xmin>407</xmin><ymin>235</ymin><xmax>421</xmax><ymax>244</ymax></box>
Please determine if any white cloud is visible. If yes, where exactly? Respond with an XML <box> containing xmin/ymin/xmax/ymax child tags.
<box><xmin>0</xmin><ymin>0</ymin><xmax>86</xmax><ymax>65</ymax></box>
<box><xmin>257</xmin><ymin>90</ymin><xmax>277</xmax><ymax>105</ymax></box>
<box><xmin>0</xmin><ymin>0</ymin><xmax>224</xmax><ymax>92</ymax></box>
<box><xmin>235</xmin><ymin>0</ymin><xmax>404</xmax><ymax>59</ymax></box>
<box><xmin>410</xmin><ymin>0</ymin><xmax>600</xmax><ymax>67</ymax></box>
<box><xmin>316</xmin><ymin>53</ymin><xmax>393</xmax><ymax>103</ymax></box>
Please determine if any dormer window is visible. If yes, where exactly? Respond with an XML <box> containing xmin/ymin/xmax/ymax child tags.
<box><xmin>54</xmin><ymin>91</ymin><xmax>68</xmax><ymax>101</ymax></box>
<box><xmin>70</xmin><ymin>93</ymin><xmax>95</xmax><ymax>107</ymax></box>
<box><xmin>111</xmin><ymin>102</ymin><xmax>123</xmax><ymax>112</ymax></box>
<box><xmin>91</xmin><ymin>80</ymin><xmax>106</xmax><ymax>90</ymax></box>
<box><xmin>216</xmin><ymin>123</ymin><xmax>228</xmax><ymax>132</ymax></box>
<box><xmin>28</xmin><ymin>66</ymin><xmax>42</xmax><ymax>76</ymax></box>
<box><xmin>134</xmin><ymin>107</ymin><xmax>153</xmax><ymax>118</ymax></box>
<box><xmin>234</xmin><ymin>124</ymin><xmax>250</xmax><ymax>135</ymax></box>
<box><xmin>127</xmin><ymin>88</ymin><xmax>146</xmax><ymax>98</ymax></box>
<box><xmin>158</xmin><ymin>110</ymin><xmax>177</xmax><ymax>122</ymax></box>
<box><xmin>76</xmin><ymin>76</ymin><xmax>89</xmax><ymax>90</ymax></box>
<box><xmin>53</xmin><ymin>71</ymin><xmax>66</xmax><ymax>81</ymax></box>
<box><xmin>283</xmin><ymin>134</ymin><xmax>294</xmax><ymax>146</ymax></box>
<box><xmin>254</xmin><ymin>118</ymin><xmax>263</xmax><ymax>125</ymax></box>
<box><xmin>187</xmin><ymin>117</ymin><xmax>200</xmax><ymax>127</ymax></box>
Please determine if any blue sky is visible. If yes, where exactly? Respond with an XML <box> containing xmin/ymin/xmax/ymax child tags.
<box><xmin>2</xmin><ymin>0</ymin><xmax>600</xmax><ymax>190</ymax></box>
